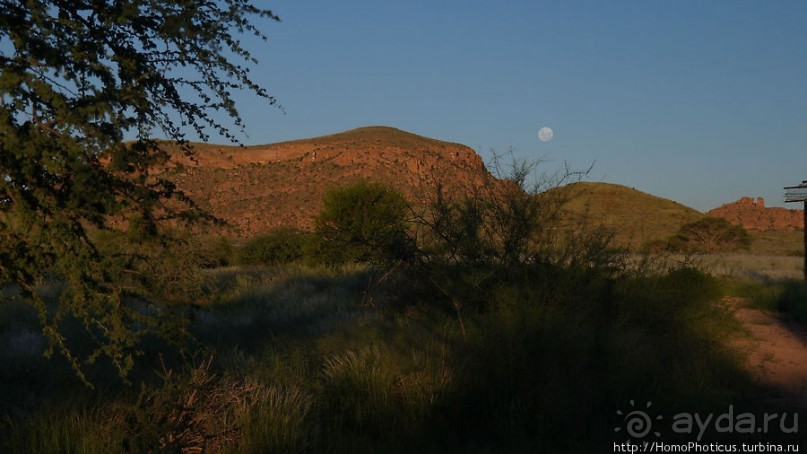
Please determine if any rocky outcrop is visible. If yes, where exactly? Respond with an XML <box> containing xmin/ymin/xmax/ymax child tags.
<box><xmin>707</xmin><ymin>197</ymin><xmax>804</xmax><ymax>231</ymax></box>
<box><xmin>163</xmin><ymin>126</ymin><xmax>506</xmax><ymax>237</ymax></box>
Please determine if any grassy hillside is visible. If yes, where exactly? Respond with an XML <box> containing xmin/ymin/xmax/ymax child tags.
<box><xmin>747</xmin><ymin>229</ymin><xmax>804</xmax><ymax>256</ymax></box>
<box><xmin>554</xmin><ymin>182</ymin><xmax>704</xmax><ymax>250</ymax></box>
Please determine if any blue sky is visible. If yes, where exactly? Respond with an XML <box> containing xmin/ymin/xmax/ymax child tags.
<box><xmin>210</xmin><ymin>1</ymin><xmax>807</xmax><ymax>211</ymax></box>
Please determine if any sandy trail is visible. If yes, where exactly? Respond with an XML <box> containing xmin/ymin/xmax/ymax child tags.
<box><xmin>726</xmin><ymin>296</ymin><xmax>807</xmax><ymax>408</ymax></box>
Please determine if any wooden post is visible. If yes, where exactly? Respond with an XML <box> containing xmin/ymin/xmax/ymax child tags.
<box><xmin>784</xmin><ymin>181</ymin><xmax>807</xmax><ymax>281</ymax></box>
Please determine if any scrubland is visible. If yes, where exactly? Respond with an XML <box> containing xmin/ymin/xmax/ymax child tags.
<box><xmin>1</xmin><ymin>174</ymin><xmax>804</xmax><ymax>452</ymax></box>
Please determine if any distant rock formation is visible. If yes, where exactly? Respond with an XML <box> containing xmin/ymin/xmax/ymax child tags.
<box><xmin>707</xmin><ymin>197</ymin><xmax>804</xmax><ymax>231</ymax></box>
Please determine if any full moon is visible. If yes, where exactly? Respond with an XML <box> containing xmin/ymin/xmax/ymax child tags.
<box><xmin>538</xmin><ymin>127</ymin><xmax>554</xmax><ymax>142</ymax></box>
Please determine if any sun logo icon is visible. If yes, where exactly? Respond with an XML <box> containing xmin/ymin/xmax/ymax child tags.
<box><xmin>615</xmin><ymin>400</ymin><xmax>663</xmax><ymax>439</ymax></box>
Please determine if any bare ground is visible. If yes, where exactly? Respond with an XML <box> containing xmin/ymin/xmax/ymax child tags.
<box><xmin>726</xmin><ymin>296</ymin><xmax>807</xmax><ymax>408</ymax></box>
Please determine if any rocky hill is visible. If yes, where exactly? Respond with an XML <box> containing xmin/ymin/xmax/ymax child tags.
<box><xmin>155</xmin><ymin>126</ymin><xmax>801</xmax><ymax>255</ymax></box>
<box><xmin>162</xmin><ymin>126</ymin><xmax>503</xmax><ymax>236</ymax></box>
<box><xmin>707</xmin><ymin>197</ymin><xmax>804</xmax><ymax>231</ymax></box>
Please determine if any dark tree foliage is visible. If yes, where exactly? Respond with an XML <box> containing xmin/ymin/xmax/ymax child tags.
<box><xmin>672</xmin><ymin>217</ymin><xmax>751</xmax><ymax>253</ymax></box>
<box><xmin>415</xmin><ymin>151</ymin><xmax>595</xmax><ymax>268</ymax></box>
<box><xmin>314</xmin><ymin>181</ymin><xmax>414</xmax><ymax>265</ymax></box>
<box><xmin>0</xmin><ymin>1</ymin><xmax>278</xmax><ymax>381</ymax></box>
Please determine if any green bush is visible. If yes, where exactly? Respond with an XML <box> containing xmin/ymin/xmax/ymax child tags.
<box><xmin>236</xmin><ymin>228</ymin><xmax>311</xmax><ymax>266</ymax></box>
<box><xmin>313</xmin><ymin>181</ymin><xmax>415</xmax><ymax>265</ymax></box>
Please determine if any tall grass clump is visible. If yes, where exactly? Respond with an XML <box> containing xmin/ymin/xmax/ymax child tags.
<box><xmin>1</xmin><ymin>407</ymin><xmax>128</xmax><ymax>454</ymax></box>
<box><xmin>235</xmin><ymin>384</ymin><xmax>315</xmax><ymax>453</ymax></box>
<box><xmin>321</xmin><ymin>348</ymin><xmax>399</xmax><ymax>436</ymax></box>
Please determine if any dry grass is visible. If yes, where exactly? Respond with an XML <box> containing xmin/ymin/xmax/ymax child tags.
<box><xmin>0</xmin><ymin>261</ymin><xmax>769</xmax><ymax>452</ymax></box>
<box><xmin>747</xmin><ymin>229</ymin><xmax>804</xmax><ymax>256</ymax></box>
<box><xmin>701</xmin><ymin>254</ymin><xmax>804</xmax><ymax>281</ymax></box>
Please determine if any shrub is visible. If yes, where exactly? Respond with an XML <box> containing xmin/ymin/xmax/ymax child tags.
<box><xmin>747</xmin><ymin>279</ymin><xmax>807</xmax><ymax>325</ymax></box>
<box><xmin>313</xmin><ymin>181</ymin><xmax>415</xmax><ymax>264</ymax></box>
<box><xmin>414</xmin><ymin>151</ymin><xmax>600</xmax><ymax>270</ymax></box>
<box><xmin>187</xmin><ymin>235</ymin><xmax>236</xmax><ymax>268</ymax></box>
<box><xmin>209</xmin><ymin>236</ymin><xmax>236</xmax><ymax>267</ymax></box>
<box><xmin>236</xmin><ymin>228</ymin><xmax>311</xmax><ymax>266</ymax></box>
<box><xmin>409</xmin><ymin>153</ymin><xmax>618</xmax><ymax>319</ymax></box>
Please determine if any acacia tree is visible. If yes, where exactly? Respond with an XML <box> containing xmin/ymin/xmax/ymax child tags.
<box><xmin>672</xmin><ymin>217</ymin><xmax>751</xmax><ymax>253</ymax></box>
<box><xmin>0</xmin><ymin>1</ymin><xmax>278</xmax><ymax>380</ymax></box>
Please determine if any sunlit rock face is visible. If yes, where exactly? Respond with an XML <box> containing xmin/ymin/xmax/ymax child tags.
<box><xmin>708</xmin><ymin>197</ymin><xmax>804</xmax><ymax>231</ymax></box>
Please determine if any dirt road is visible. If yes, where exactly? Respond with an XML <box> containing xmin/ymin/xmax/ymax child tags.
<box><xmin>727</xmin><ymin>296</ymin><xmax>807</xmax><ymax>408</ymax></box>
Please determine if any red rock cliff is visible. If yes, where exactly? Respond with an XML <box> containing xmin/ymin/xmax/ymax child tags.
<box><xmin>707</xmin><ymin>197</ymin><xmax>804</xmax><ymax>231</ymax></box>
<box><xmin>164</xmin><ymin>126</ymin><xmax>506</xmax><ymax>237</ymax></box>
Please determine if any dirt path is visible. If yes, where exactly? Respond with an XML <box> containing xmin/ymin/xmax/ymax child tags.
<box><xmin>726</xmin><ymin>296</ymin><xmax>807</xmax><ymax>408</ymax></box>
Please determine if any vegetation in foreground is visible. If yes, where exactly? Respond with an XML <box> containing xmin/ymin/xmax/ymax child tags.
<box><xmin>2</xmin><ymin>260</ymin><xmax>773</xmax><ymax>453</ymax></box>
<box><xmin>3</xmin><ymin>171</ymin><xmax>804</xmax><ymax>452</ymax></box>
